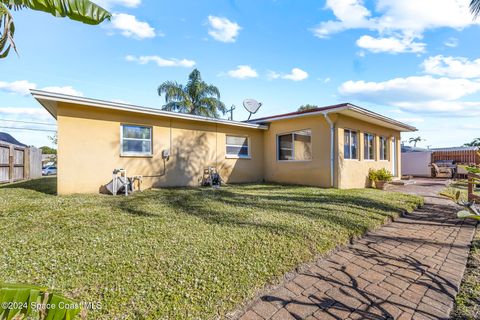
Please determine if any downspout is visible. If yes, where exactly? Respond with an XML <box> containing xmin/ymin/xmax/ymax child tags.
<box><xmin>323</xmin><ymin>112</ymin><xmax>335</xmax><ymax>187</ymax></box>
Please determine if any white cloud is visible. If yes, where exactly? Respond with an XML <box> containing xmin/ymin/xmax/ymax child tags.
<box><xmin>41</xmin><ymin>86</ymin><xmax>83</xmax><ymax>96</ymax></box>
<box><xmin>0</xmin><ymin>107</ymin><xmax>56</xmax><ymax>147</ymax></box>
<box><xmin>0</xmin><ymin>80</ymin><xmax>37</xmax><ymax>96</ymax></box>
<box><xmin>395</xmin><ymin>117</ymin><xmax>424</xmax><ymax>123</ymax></box>
<box><xmin>268</xmin><ymin>68</ymin><xmax>309</xmax><ymax>81</ymax></box>
<box><xmin>460</xmin><ymin>123</ymin><xmax>480</xmax><ymax>130</ymax></box>
<box><xmin>207</xmin><ymin>16</ymin><xmax>241</xmax><ymax>43</ymax></box>
<box><xmin>313</xmin><ymin>0</ymin><xmax>373</xmax><ymax>38</ymax></box>
<box><xmin>339</xmin><ymin>75</ymin><xmax>480</xmax><ymax>115</ymax></box>
<box><xmin>110</xmin><ymin>13</ymin><xmax>155</xmax><ymax>39</ymax></box>
<box><xmin>0</xmin><ymin>107</ymin><xmax>53</xmax><ymax>122</ymax></box>
<box><xmin>444</xmin><ymin>37</ymin><xmax>459</xmax><ymax>48</ymax></box>
<box><xmin>356</xmin><ymin>35</ymin><xmax>426</xmax><ymax>54</ymax></box>
<box><xmin>227</xmin><ymin>65</ymin><xmax>258</xmax><ymax>79</ymax></box>
<box><xmin>0</xmin><ymin>80</ymin><xmax>84</xmax><ymax>97</ymax></box>
<box><xmin>422</xmin><ymin>55</ymin><xmax>480</xmax><ymax>78</ymax></box>
<box><xmin>125</xmin><ymin>55</ymin><xmax>196</xmax><ymax>68</ymax></box>
<box><xmin>393</xmin><ymin>101</ymin><xmax>480</xmax><ymax>115</ymax></box>
<box><xmin>283</xmin><ymin>68</ymin><xmax>309</xmax><ymax>81</ymax></box>
<box><xmin>314</xmin><ymin>0</ymin><xmax>478</xmax><ymax>53</ymax></box>
<box><xmin>339</xmin><ymin>76</ymin><xmax>480</xmax><ymax>103</ymax></box>
<box><xmin>95</xmin><ymin>0</ymin><xmax>141</xmax><ymax>9</ymax></box>
<box><xmin>267</xmin><ymin>71</ymin><xmax>281</xmax><ymax>80</ymax></box>
<box><xmin>0</xmin><ymin>80</ymin><xmax>83</xmax><ymax>97</ymax></box>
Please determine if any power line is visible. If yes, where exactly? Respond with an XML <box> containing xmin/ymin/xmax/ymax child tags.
<box><xmin>0</xmin><ymin>126</ymin><xmax>57</xmax><ymax>133</ymax></box>
<box><xmin>0</xmin><ymin>119</ymin><xmax>57</xmax><ymax>126</ymax></box>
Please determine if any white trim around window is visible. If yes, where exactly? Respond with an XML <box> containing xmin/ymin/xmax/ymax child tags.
<box><xmin>120</xmin><ymin>124</ymin><xmax>153</xmax><ymax>157</ymax></box>
<box><xmin>277</xmin><ymin>129</ymin><xmax>312</xmax><ymax>162</ymax></box>
<box><xmin>343</xmin><ymin>129</ymin><xmax>358</xmax><ymax>160</ymax></box>
<box><xmin>225</xmin><ymin>135</ymin><xmax>251</xmax><ymax>159</ymax></box>
<box><xmin>379</xmin><ymin>136</ymin><xmax>388</xmax><ymax>161</ymax></box>
<box><xmin>364</xmin><ymin>132</ymin><xmax>375</xmax><ymax>160</ymax></box>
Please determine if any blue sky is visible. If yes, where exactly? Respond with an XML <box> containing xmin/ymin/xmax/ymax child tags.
<box><xmin>2</xmin><ymin>0</ymin><xmax>480</xmax><ymax>148</ymax></box>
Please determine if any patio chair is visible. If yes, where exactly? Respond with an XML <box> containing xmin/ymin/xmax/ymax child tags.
<box><xmin>431</xmin><ymin>163</ymin><xmax>453</xmax><ymax>178</ymax></box>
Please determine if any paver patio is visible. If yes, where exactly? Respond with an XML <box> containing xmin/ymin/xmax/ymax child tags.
<box><xmin>237</xmin><ymin>179</ymin><xmax>477</xmax><ymax>320</ymax></box>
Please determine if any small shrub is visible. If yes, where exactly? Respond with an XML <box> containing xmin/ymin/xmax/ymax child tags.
<box><xmin>377</xmin><ymin>168</ymin><xmax>393</xmax><ymax>181</ymax></box>
<box><xmin>368</xmin><ymin>168</ymin><xmax>393</xmax><ymax>182</ymax></box>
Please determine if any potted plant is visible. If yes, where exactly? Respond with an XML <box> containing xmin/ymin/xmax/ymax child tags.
<box><xmin>369</xmin><ymin>168</ymin><xmax>393</xmax><ymax>190</ymax></box>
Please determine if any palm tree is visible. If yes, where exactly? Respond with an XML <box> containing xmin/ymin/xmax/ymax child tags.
<box><xmin>158</xmin><ymin>69</ymin><xmax>227</xmax><ymax>118</ymax></box>
<box><xmin>471</xmin><ymin>0</ymin><xmax>480</xmax><ymax>18</ymax></box>
<box><xmin>1</xmin><ymin>0</ymin><xmax>111</xmax><ymax>58</ymax></box>
<box><xmin>409</xmin><ymin>136</ymin><xmax>423</xmax><ymax>147</ymax></box>
<box><xmin>464</xmin><ymin>138</ymin><xmax>480</xmax><ymax>147</ymax></box>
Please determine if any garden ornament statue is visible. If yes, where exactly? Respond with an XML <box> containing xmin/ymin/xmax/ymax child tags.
<box><xmin>442</xmin><ymin>190</ymin><xmax>480</xmax><ymax>221</ymax></box>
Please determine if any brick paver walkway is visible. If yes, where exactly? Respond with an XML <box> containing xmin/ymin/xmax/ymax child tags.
<box><xmin>238</xmin><ymin>179</ymin><xmax>477</xmax><ymax>320</ymax></box>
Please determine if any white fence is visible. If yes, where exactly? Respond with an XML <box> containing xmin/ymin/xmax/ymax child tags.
<box><xmin>401</xmin><ymin>151</ymin><xmax>432</xmax><ymax>177</ymax></box>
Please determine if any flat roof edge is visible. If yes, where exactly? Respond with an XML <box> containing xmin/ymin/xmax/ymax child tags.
<box><xmin>30</xmin><ymin>89</ymin><xmax>268</xmax><ymax>130</ymax></box>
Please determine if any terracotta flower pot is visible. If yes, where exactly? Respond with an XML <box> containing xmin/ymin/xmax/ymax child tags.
<box><xmin>374</xmin><ymin>180</ymin><xmax>387</xmax><ymax>190</ymax></box>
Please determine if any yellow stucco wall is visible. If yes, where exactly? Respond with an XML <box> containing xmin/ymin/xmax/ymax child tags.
<box><xmin>56</xmin><ymin>103</ymin><xmax>264</xmax><ymax>194</ymax></box>
<box><xmin>55</xmin><ymin>102</ymin><xmax>405</xmax><ymax>194</ymax></box>
<box><xmin>335</xmin><ymin>114</ymin><xmax>401</xmax><ymax>189</ymax></box>
<box><xmin>262</xmin><ymin>114</ymin><xmax>333</xmax><ymax>187</ymax></box>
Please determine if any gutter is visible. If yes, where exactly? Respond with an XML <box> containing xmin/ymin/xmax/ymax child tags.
<box><xmin>30</xmin><ymin>89</ymin><xmax>268</xmax><ymax>130</ymax></box>
<box><xmin>323</xmin><ymin>112</ymin><xmax>335</xmax><ymax>188</ymax></box>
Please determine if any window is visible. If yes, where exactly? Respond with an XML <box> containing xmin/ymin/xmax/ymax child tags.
<box><xmin>364</xmin><ymin>133</ymin><xmax>375</xmax><ymax>160</ymax></box>
<box><xmin>278</xmin><ymin>130</ymin><xmax>312</xmax><ymax>161</ymax></box>
<box><xmin>344</xmin><ymin>129</ymin><xmax>358</xmax><ymax>159</ymax></box>
<box><xmin>121</xmin><ymin>124</ymin><xmax>152</xmax><ymax>156</ymax></box>
<box><xmin>380</xmin><ymin>137</ymin><xmax>388</xmax><ymax>160</ymax></box>
<box><xmin>226</xmin><ymin>135</ymin><xmax>250</xmax><ymax>158</ymax></box>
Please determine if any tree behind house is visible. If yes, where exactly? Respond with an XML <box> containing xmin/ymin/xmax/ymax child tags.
<box><xmin>298</xmin><ymin>104</ymin><xmax>318</xmax><ymax>112</ymax></box>
<box><xmin>472</xmin><ymin>0</ymin><xmax>480</xmax><ymax>18</ymax></box>
<box><xmin>409</xmin><ymin>136</ymin><xmax>423</xmax><ymax>147</ymax></box>
<box><xmin>40</xmin><ymin>146</ymin><xmax>57</xmax><ymax>154</ymax></box>
<box><xmin>158</xmin><ymin>69</ymin><xmax>227</xmax><ymax>118</ymax></box>
<box><xmin>464</xmin><ymin>138</ymin><xmax>480</xmax><ymax>147</ymax></box>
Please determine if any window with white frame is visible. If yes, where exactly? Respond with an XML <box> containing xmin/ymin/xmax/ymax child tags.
<box><xmin>380</xmin><ymin>136</ymin><xmax>388</xmax><ymax>160</ymax></box>
<box><xmin>226</xmin><ymin>135</ymin><xmax>250</xmax><ymax>158</ymax></box>
<box><xmin>121</xmin><ymin>124</ymin><xmax>152</xmax><ymax>156</ymax></box>
<box><xmin>364</xmin><ymin>133</ymin><xmax>375</xmax><ymax>160</ymax></box>
<box><xmin>344</xmin><ymin>129</ymin><xmax>358</xmax><ymax>159</ymax></box>
<box><xmin>278</xmin><ymin>130</ymin><xmax>312</xmax><ymax>161</ymax></box>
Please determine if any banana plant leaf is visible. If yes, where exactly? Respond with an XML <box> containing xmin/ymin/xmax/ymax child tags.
<box><xmin>5</xmin><ymin>0</ymin><xmax>111</xmax><ymax>25</ymax></box>
<box><xmin>457</xmin><ymin>210</ymin><xmax>480</xmax><ymax>220</ymax></box>
<box><xmin>0</xmin><ymin>284</ymin><xmax>42</xmax><ymax>320</ymax></box>
<box><xmin>1</xmin><ymin>0</ymin><xmax>110</xmax><ymax>58</ymax></box>
<box><xmin>0</xmin><ymin>2</ymin><xmax>15</xmax><ymax>58</ymax></box>
<box><xmin>44</xmin><ymin>293</ymin><xmax>80</xmax><ymax>320</ymax></box>
<box><xmin>0</xmin><ymin>283</ymin><xmax>81</xmax><ymax>320</ymax></box>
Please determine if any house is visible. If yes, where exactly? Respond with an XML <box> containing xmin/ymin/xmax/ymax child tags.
<box><xmin>31</xmin><ymin>89</ymin><xmax>416</xmax><ymax>194</ymax></box>
<box><xmin>0</xmin><ymin>132</ymin><xmax>27</xmax><ymax>147</ymax></box>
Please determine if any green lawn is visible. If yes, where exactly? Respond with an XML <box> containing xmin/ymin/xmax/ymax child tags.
<box><xmin>452</xmin><ymin>230</ymin><xmax>480</xmax><ymax>320</ymax></box>
<box><xmin>445</xmin><ymin>180</ymin><xmax>480</xmax><ymax>320</ymax></box>
<box><xmin>0</xmin><ymin>177</ymin><xmax>423</xmax><ymax>319</ymax></box>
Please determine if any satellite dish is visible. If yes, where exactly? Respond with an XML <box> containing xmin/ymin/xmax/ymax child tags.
<box><xmin>243</xmin><ymin>99</ymin><xmax>262</xmax><ymax>120</ymax></box>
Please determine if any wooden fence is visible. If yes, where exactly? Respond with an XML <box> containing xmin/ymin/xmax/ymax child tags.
<box><xmin>432</xmin><ymin>149</ymin><xmax>480</xmax><ymax>165</ymax></box>
<box><xmin>0</xmin><ymin>142</ymin><xmax>42</xmax><ymax>183</ymax></box>
<box><xmin>468</xmin><ymin>173</ymin><xmax>480</xmax><ymax>203</ymax></box>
